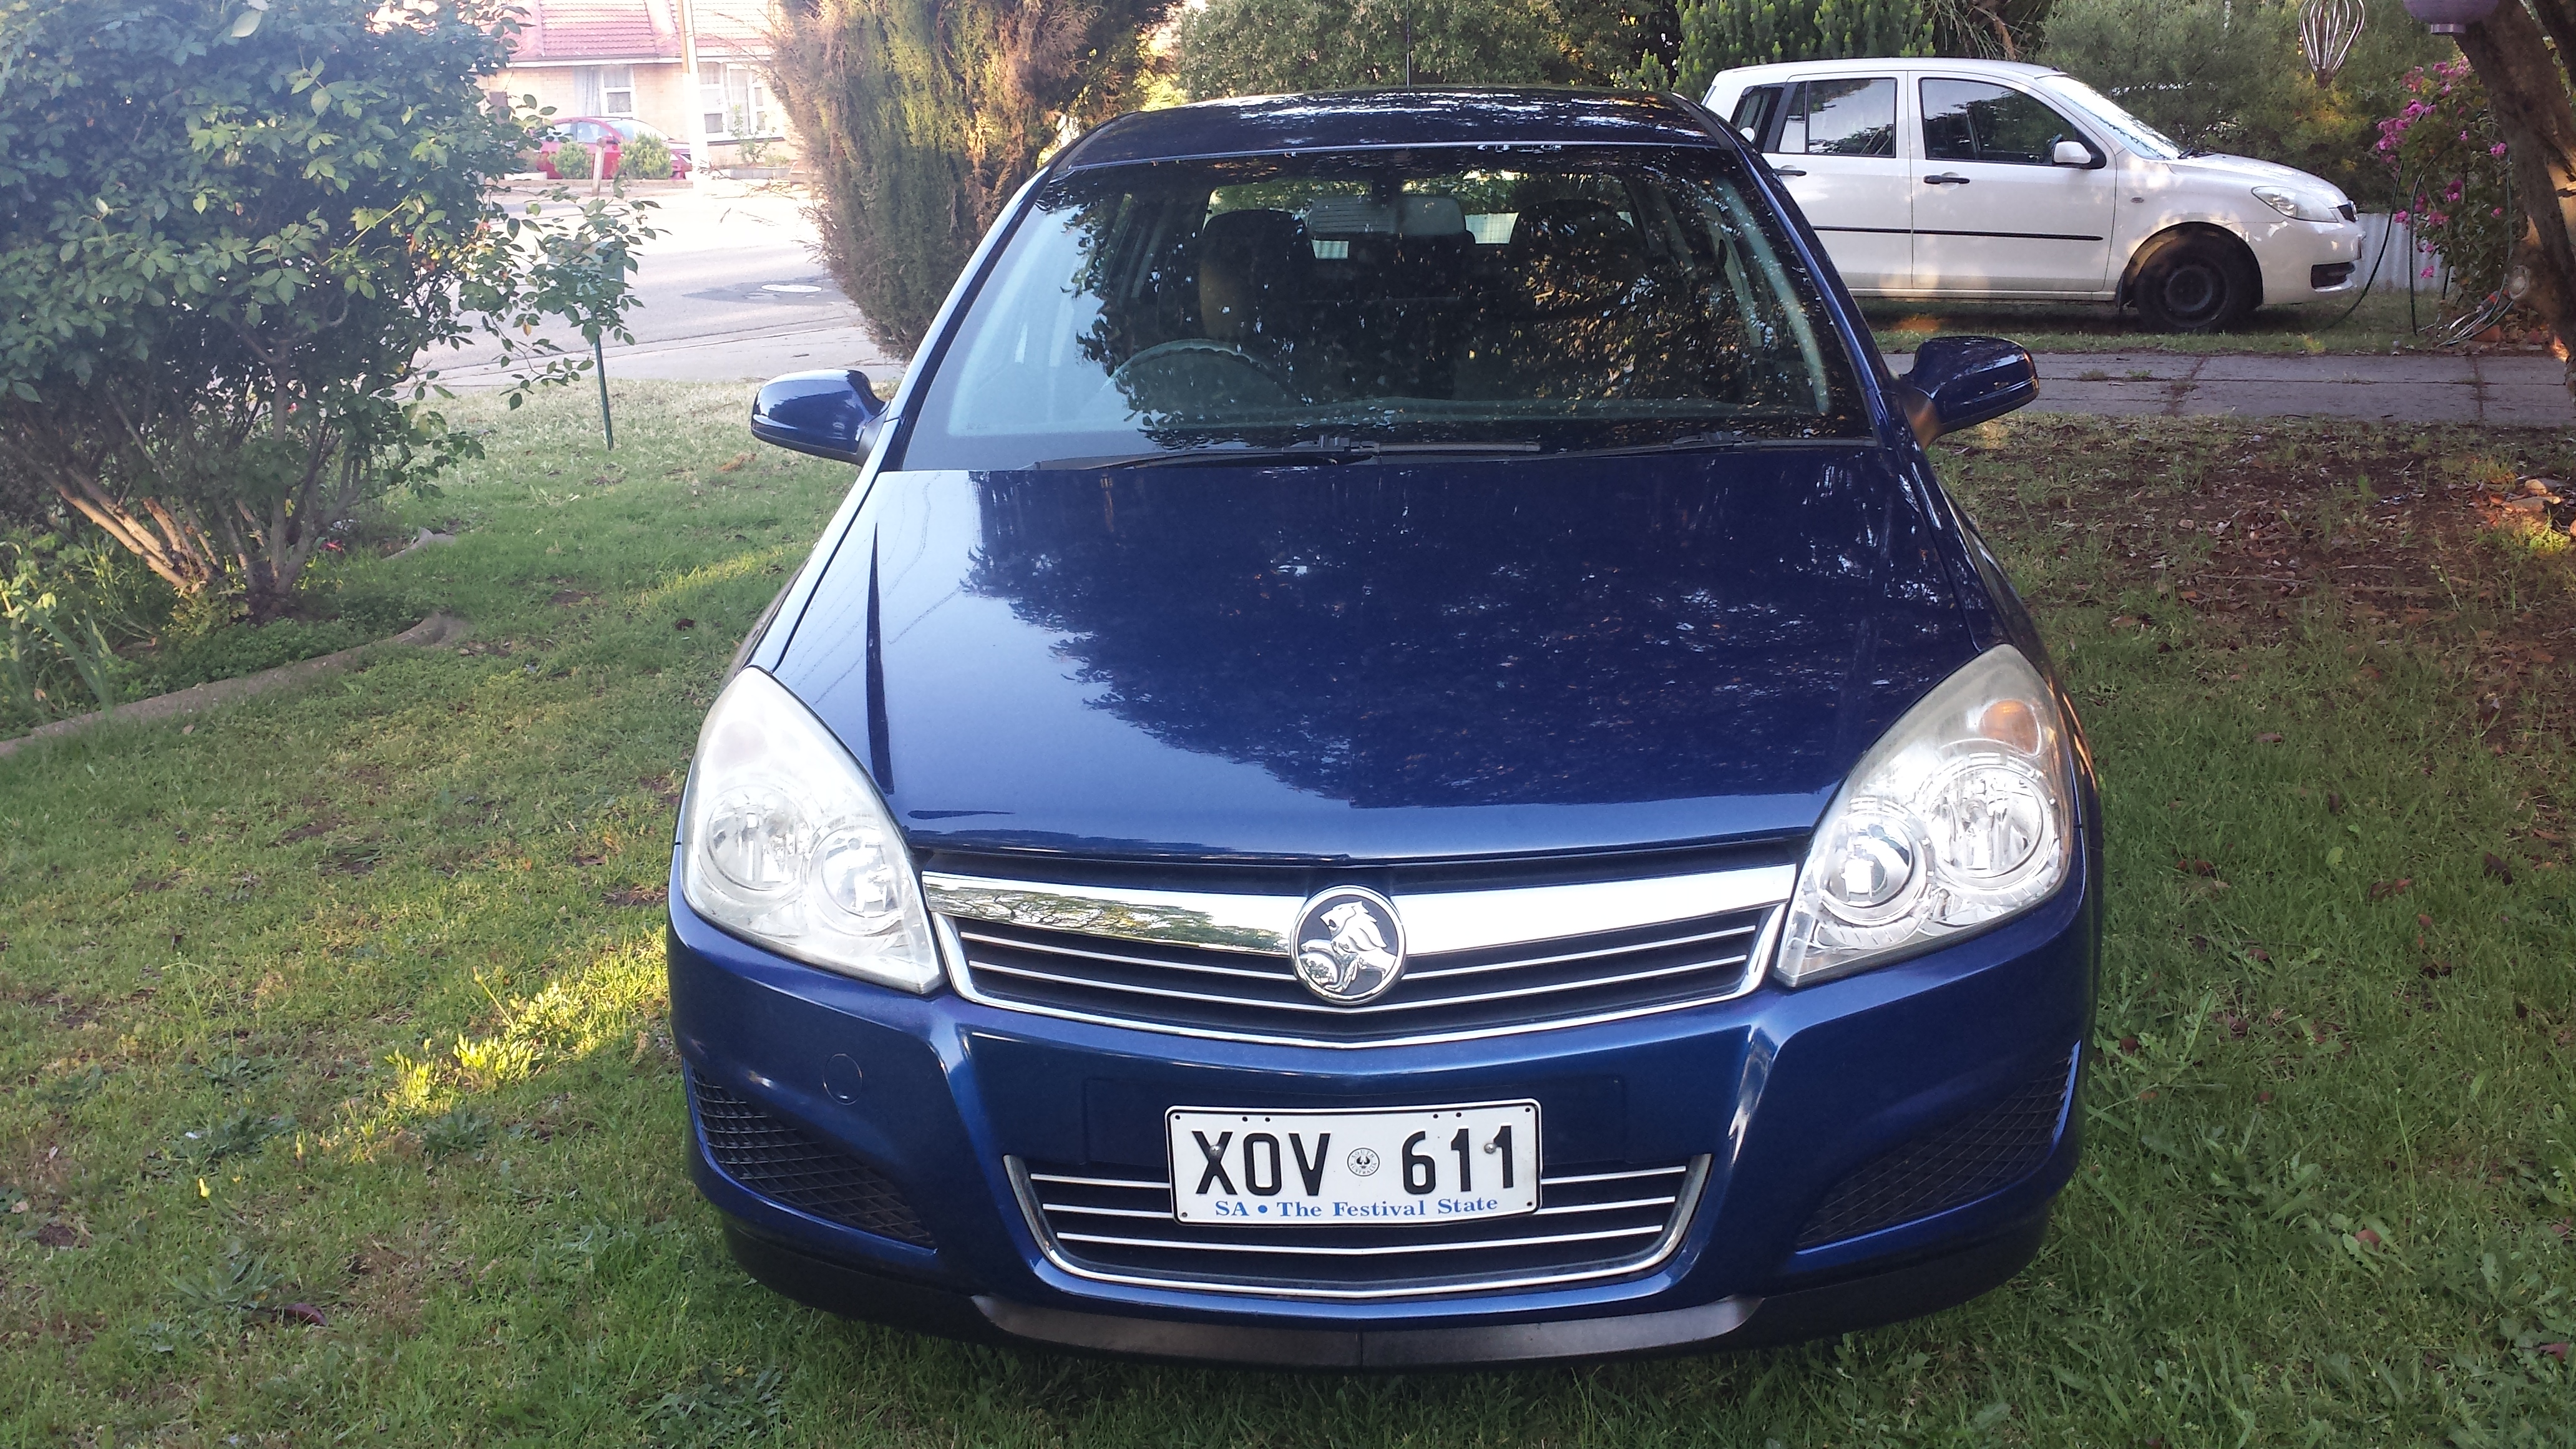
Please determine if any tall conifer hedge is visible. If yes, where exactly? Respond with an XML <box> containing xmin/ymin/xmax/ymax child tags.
<box><xmin>769</xmin><ymin>0</ymin><xmax>1168</xmax><ymax>356</ymax></box>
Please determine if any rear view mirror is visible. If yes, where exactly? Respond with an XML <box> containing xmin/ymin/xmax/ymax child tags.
<box><xmin>1897</xmin><ymin>336</ymin><xmax>2037</xmax><ymax>445</ymax></box>
<box><xmin>750</xmin><ymin>369</ymin><xmax>889</xmax><ymax>464</ymax></box>
<box><xmin>2052</xmin><ymin>139</ymin><xmax>2097</xmax><ymax>168</ymax></box>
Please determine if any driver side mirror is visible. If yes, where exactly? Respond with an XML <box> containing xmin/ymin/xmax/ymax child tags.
<box><xmin>1897</xmin><ymin>336</ymin><xmax>2037</xmax><ymax>445</ymax></box>
<box><xmin>2052</xmin><ymin>139</ymin><xmax>2100</xmax><ymax>168</ymax></box>
<box><xmin>750</xmin><ymin>368</ymin><xmax>889</xmax><ymax>464</ymax></box>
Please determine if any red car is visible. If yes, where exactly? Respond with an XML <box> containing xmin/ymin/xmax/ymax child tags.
<box><xmin>537</xmin><ymin>117</ymin><xmax>693</xmax><ymax>181</ymax></box>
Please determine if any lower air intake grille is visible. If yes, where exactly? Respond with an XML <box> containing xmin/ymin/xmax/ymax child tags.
<box><xmin>690</xmin><ymin>1071</ymin><xmax>934</xmax><ymax>1248</ymax></box>
<box><xmin>1795</xmin><ymin>1054</ymin><xmax>2075</xmax><ymax>1249</ymax></box>
<box><xmin>1012</xmin><ymin>1156</ymin><xmax>1708</xmax><ymax>1300</ymax></box>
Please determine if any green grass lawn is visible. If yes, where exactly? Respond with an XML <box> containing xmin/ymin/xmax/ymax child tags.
<box><xmin>1868</xmin><ymin>290</ymin><xmax>2507</xmax><ymax>357</ymax></box>
<box><xmin>4</xmin><ymin>389</ymin><xmax>2573</xmax><ymax>1447</ymax></box>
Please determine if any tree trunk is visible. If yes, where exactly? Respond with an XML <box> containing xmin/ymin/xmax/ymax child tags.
<box><xmin>2458</xmin><ymin>2</ymin><xmax>2576</xmax><ymax>399</ymax></box>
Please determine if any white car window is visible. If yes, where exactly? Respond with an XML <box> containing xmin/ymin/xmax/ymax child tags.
<box><xmin>1921</xmin><ymin>80</ymin><xmax>2091</xmax><ymax>167</ymax></box>
<box><xmin>1782</xmin><ymin>79</ymin><xmax>1898</xmax><ymax>158</ymax></box>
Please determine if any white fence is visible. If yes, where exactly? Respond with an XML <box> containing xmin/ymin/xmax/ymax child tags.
<box><xmin>2353</xmin><ymin>211</ymin><xmax>2451</xmax><ymax>295</ymax></box>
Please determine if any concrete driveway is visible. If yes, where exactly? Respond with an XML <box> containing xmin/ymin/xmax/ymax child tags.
<box><xmin>429</xmin><ymin>180</ymin><xmax>903</xmax><ymax>389</ymax></box>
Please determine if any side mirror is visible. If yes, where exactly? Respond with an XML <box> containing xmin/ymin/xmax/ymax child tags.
<box><xmin>1896</xmin><ymin>336</ymin><xmax>2037</xmax><ymax>445</ymax></box>
<box><xmin>750</xmin><ymin>368</ymin><xmax>889</xmax><ymax>464</ymax></box>
<box><xmin>2052</xmin><ymin>139</ymin><xmax>2099</xmax><ymax>168</ymax></box>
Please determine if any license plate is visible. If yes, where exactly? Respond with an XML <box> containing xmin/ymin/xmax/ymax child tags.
<box><xmin>1165</xmin><ymin>1101</ymin><xmax>1541</xmax><ymax>1226</ymax></box>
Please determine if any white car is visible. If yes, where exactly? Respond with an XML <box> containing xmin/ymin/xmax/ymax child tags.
<box><xmin>1705</xmin><ymin>58</ymin><xmax>2366</xmax><ymax>331</ymax></box>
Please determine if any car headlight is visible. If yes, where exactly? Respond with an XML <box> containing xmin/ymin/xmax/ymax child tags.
<box><xmin>1773</xmin><ymin>646</ymin><xmax>2076</xmax><ymax>987</ymax></box>
<box><xmin>2252</xmin><ymin>185</ymin><xmax>2346</xmax><ymax>223</ymax></box>
<box><xmin>678</xmin><ymin>668</ymin><xmax>944</xmax><ymax>992</ymax></box>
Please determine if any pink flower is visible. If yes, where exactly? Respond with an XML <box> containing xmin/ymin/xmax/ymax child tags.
<box><xmin>2424</xmin><ymin>266</ymin><xmax>2438</xmax><ymax>278</ymax></box>
<box><xmin>2492</xmin><ymin>143</ymin><xmax>2510</xmax><ymax>157</ymax></box>
<box><xmin>2394</xmin><ymin>209</ymin><xmax>2411</xmax><ymax>223</ymax></box>
<box><xmin>2495</xmin><ymin>207</ymin><xmax>2505</xmax><ymax>217</ymax></box>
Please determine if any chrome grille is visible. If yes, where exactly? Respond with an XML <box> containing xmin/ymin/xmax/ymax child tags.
<box><xmin>1011</xmin><ymin>1156</ymin><xmax>1709</xmax><ymax>1299</ymax></box>
<box><xmin>932</xmin><ymin>866</ymin><xmax>1788</xmax><ymax>1047</ymax></box>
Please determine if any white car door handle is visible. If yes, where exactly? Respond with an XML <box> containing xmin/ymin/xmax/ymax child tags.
<box><xmin>1772</xmin><ymin>166</ymin><xmax>1807</xmax><ymax>177</ymax></box>
<box><xmin>1924</xmin><ymin>173</ymin><xmax>1971</xmax><ymax>186</ymax></box>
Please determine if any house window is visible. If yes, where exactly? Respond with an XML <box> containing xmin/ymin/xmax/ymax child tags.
<box><xmin>575</xmin><ymin>64</ymin><xmax>636</xmax><ymax>117</ymax></box>
<box><xmin>701</xmin><ymin>61</ymin><xmax>774</xmax><ymax>138</ymax></box>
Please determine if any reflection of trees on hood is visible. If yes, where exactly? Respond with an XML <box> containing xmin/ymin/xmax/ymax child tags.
<box><xmin>960</xmin><ymin>461</ymin><xmax>1968</xmax><ymax>810</ymax></box>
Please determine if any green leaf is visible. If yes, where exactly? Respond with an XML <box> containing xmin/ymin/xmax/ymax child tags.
<box><xmin>227</xmin><ymin>3</ymin><xmax>263</xmax><ymax>37</ymax></box>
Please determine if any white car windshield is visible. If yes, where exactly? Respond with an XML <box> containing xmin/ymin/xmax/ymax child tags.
<box><xmin>2035</xmin><ymin>76</ymin><xmax>2184</xmax><ymax>160</ymax></box>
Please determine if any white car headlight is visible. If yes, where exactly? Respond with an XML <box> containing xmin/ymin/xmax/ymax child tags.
<box><xmin>2252</xmin><ymin>185</ymin><xmax>2346</xmax><ymax>223</ymax></box>
<box><xmin>679</xmin><ymin>668</ymin><xmax>944</xmax><ymax>992</ymax></box>
<box><xmin>1774</xmin><ymin>646</ymin><xmax>2076</xmax><ymax>988</ymax></box>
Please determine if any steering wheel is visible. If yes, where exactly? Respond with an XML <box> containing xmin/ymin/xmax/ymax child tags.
<box><xmin>1111</xmin><ymin>339</ymin><xmax>1297</xmax><ymax>404</ymax></box>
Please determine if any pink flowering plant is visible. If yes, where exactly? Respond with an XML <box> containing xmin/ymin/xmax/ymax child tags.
<box><xmin>2377</xmin><ymin>59</ymin><xmax>2515</xmax><ymax>309</ymax></box>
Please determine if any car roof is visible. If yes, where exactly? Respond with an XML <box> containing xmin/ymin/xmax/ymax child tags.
<box><xmin>1709</xmin><ymin>57</ymin><xmax>2066</xmax><ymax>87</ymax></box>
<box><xmin>1056</xmin><ymin>89</ymin><xmax>1728</xmax><ymax>172</ymax></box>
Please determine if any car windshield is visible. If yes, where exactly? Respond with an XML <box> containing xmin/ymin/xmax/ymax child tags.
<box><xmin>901</xmin><ymin>147</ymin><xmax>1868</xmax><ymax>470</ymax></box>
<box><xmin>2034</xmin><ymin>76</ymin><xmax>2183</xmax><ymax>160</ymax></box>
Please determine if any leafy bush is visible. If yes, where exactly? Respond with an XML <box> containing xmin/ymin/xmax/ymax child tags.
<box><xmin>1179</xmin><ymin>0</ymin><xmax>1568</xmax><ymax>94</ymax></box>
<box><xmin>623</xmin><ymin>131</ymin><xmax>675</xmax><ymax>181</ymax></box>
<box><xmin>0</xmin><ymin>0</ymin><xmax>650</xmax><ymax>622</ymax></box>
<box><xmin>2036</xmin><ymin>0</ymin><xmax>2443</xmax><ymax>208</ymax></box>
<box><xmin>2378</xmin><ymin>59</ymin><xmax>2515</xmax><ymax>308</ymax></box>
<box><xmin>1656</xmin><ymin>0</ymin><xmax>1927</xmax><ymax>96</ymax></box>
<box><xmin>553</xmin><ymin>134</ymin><xmax>595</xmax><ymax>180</ymax></box>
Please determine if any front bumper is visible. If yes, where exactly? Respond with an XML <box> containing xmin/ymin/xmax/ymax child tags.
<box><xmin>2253</xmin><ymin>217</ymin><xmax>2366</xmax><ymax>301</ymax></box>
<box><xmin>668</xmin><ymin>851</ymin><xmax>2099</xmax><ymax>1365</ymax></box>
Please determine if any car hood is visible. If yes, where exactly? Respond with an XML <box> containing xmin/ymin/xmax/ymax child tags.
<box><xmin>771</xmin><ymin>449</ymin><xmax>1985</xmax><ymax>862</ymax></box>
<box><xmin>2157</xmin><ymin>150</ymin><xmax>2349</xmax><ymax>203</ymax></box>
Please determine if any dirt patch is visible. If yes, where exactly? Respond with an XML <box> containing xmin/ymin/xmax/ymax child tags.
<box><xmin>1955</xmin><ymin>417</ymin><xmax>2576</xmax><ymax>839</ymax></box>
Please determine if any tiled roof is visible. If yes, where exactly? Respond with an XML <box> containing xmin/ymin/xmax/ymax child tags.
<box><xmin>690</xmin><ymin>0</ymin><xmax>771</xmax><ymax>59</ymax></box>
<box><xmin>506</xmin><ymin>0</ymin><xmax>682</xmax><ymax>62</ymax></box>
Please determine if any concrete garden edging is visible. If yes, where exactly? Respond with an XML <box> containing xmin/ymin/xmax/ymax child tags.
<box><xmin>0</xmin><ymin>612</ymin><xmax>472</xmax><ymax>761</ymax></box>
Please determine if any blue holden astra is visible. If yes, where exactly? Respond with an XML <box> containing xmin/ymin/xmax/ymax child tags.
<box><xmin>669</xmin><ymin>89</ymin><xmax>2099</xmax><ymax>1367</ymax></box>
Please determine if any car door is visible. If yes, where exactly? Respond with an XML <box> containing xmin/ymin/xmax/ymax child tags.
<box><xmin>1912</xmin><ymin>77</ymin><xmax>2116</xmax><ymax>296</ymax></box>
<box><xmin>1731</xmin><ymin>76</ymin><xmax>1910</xmax><ymax>295</ymax></box>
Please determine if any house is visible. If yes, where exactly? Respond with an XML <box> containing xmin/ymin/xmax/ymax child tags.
<box><xmin>487</xmin><ymin>0</ymin><xmax>794</xmax><ymax>172</ymax></box>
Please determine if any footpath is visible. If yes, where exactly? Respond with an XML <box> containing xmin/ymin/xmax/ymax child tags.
<box><xmin>1891</xmin><ymin>350</ymin><xmax>2571</xmax><ymax>426</ymax></box>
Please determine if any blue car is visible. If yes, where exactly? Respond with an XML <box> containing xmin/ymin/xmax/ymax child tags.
<box><xmin>670</xmin><ymin>89</ymin><xmax>2097</xmax><ymax>1367</ymax></box>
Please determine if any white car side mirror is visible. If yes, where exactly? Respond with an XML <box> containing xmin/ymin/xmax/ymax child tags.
<box><xmin>2052</xmin><ymin>140</ymin><xmax>2097</xmax><ymax>168</ymax></box>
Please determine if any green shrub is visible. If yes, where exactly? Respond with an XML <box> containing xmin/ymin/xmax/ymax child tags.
<box><xmin>2036</xmin><ymin>0</ymin><xmax>2443</xmax><ymax>208</ymax></box>
<box><xmin>0</xmin><ymin>0</ymin><xmax>652</xmax><ymax>622</ymax></box>
<box><xmin>553</xmin><ymin>134</ymin><xmax>595</xmax><ymax>180</ymax></box>
<box><xmin>1657</xmin><ymin>0</ymin><xmax>1928</xmax><ymax>97</ymax></box>
<box><xmin>623</xmin><ymin>131</ymin><xmax>675</xmax><ymax>180</ymax></box>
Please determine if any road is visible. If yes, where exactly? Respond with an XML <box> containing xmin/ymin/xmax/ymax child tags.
<box><xmin>427</xmin><ymin>182</ymin><xmax>2571</xmax><ymax>424</ymax></box>
<box><xmin>429</xmin><ymin>180</ymin><xmax>904</xmax><ymax>389</ymax></box>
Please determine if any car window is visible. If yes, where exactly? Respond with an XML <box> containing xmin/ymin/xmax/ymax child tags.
<box><xmin>902</xmin><ymin>148</ymin><xmax>1869</xmax><ymax>470</ymax></box>
<box><xmin>1921</xmin><ymin>80</ymin><xmax>2086</xmax><ymax>166</ymax></box>
<box><xmin>1730</xmin><ymin>85</ymin><xmax>1787</xmax><ymax>146</ymax></box>
<box><xmin>1776</xmin><ymin>79</ymin><xmax>1897</xmax><ymax>159</ymax></box>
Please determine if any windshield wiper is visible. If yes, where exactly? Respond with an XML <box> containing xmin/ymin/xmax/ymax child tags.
<box><xmin>1533</xmin><ymin>431</ymin><xmax>1767</xmax><ymax>460</ymax></box>
<box><xmin>1037</xmin><ymin>439</ymin><xmax>1541</xmax><ymax>470</ymax></box>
